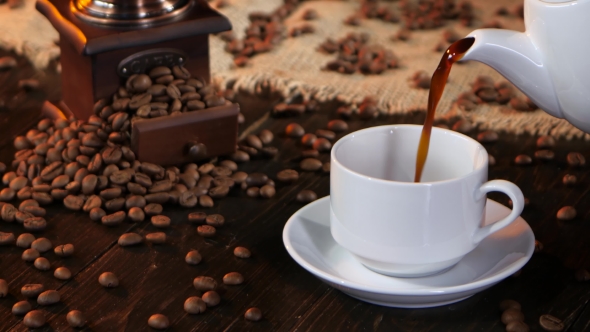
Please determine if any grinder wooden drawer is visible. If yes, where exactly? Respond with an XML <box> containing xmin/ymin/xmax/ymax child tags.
<box><xmin>131</xmin><ymin>103</ymin><xmax>239</xmax><ymax>166</ymax></box>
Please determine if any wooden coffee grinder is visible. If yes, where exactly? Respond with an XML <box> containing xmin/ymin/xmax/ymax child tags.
<box><xmin>36</xmin><ymin>0</ymin><xmax>239</xmax><ymax>166</ymax></box>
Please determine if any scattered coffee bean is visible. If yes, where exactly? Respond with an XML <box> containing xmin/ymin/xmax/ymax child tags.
<box><xmin>23</xmin><ymin>310</ymin><xmax>46</xmax><ymax>328</ymax></box>
<box><xmin>31</xmin><ymin>237</ymin><xmax>52</xmax><ymax>253</ymax></box>
<box><xmin>16</xmin><ymin>233</ymin><xmax>35</xmax><ymax>248</ymax></box>
<box><xmin>206</xmin><ymin>214</ymin><xmax>225</xmax><ymax>227</ymax></box>
<box><xmin>22</xmin><ymin>284</ymin><xmax>44</xmax><ymax>298</ymax></box>
<box><xmin>477</xmin><ymin>130</ymin><xmax>499</xmax><ymax>143</ymax></box>
<box><xmin>0</xmin><ymin>232</ymin><xmax>15</xmax><ymax>245</ymax></box>
<box><xmin>188</xmin><ymin>211</ymin><xmax>207</xmax><ymax>223</ymax></box>
<box><xmin>66</xmin><ymin>310</ymin><xmax>86</xmax><ymax>328</ymax></box>
<box><xmin>64</xmin><ymin>195</ymin><xmax>85</xmax><ymax>211</ymax></box>
<box><xmin>90</xmin><ymin>207</ymin><xmax>106</xmax><ymax>222</ymax></box>
<box><xmin>285</xmin><ymin>123</ymin><xmax>305</xmax><ymax>137</ymax></box>
<box><xmin>34</xmin><ymin>257</ymin><xmax>51</xmax><ymax>271</ymax></box>
<box><xmin>502</xmin><ymin>308</ymin><xmax>525</xmax><ymax>324</ymax></box>
<box><xmin>535</xmin><ymin>149</ymin><xmax>555</xmax><ymax>161</ymax></box>
<box><xmin>538</xmin><ymin>314</ymin><xmax>564</xmax><ymax>331</ymax></box>
<box><xmin>151</xmin><ymin>215</ymin><xmax>171</xmax><ymax>228</ymax></box>
<box><xmin>54</xmin><ymin>267</ymin><xmax>72</xmax><ymax>280</ymax></box>
<box><xmin>24</xmin><ymin>217</ymin><xmax>47</xmax><ymax>231</ymax></box>
<box><xmin>199</xmin><ymin>195</ymin><xmax>214</xmax><ymax>207</ymax></box>
<box><xmin>37</xmin><ymin>290</ymin><xmax>60</xmax><ymax>305</ymax></box>
<box><xmin>146</xmin><ymin>232</ymin><xmax>166</xmax><ymax>244</ymax></box>
<box><xmin>202</xmin><ymin>291</ymin><xmax>220</xmax><ymax>307</ymax></box>
<box><xmin>0</xmin><ymin>56</ymin><xmax>17</xmax><ymax>70</ymax></box>
<box><xmin>246</xmin><ymin>187</ymin><xmax>259</xmax><ymax>197</ymax></box>
<box><xmin>184</xmin><ymin>296</ymin><xmax>206</xmax><ymax>314</ymax></box>
<box><xmin>186</xmin><ymin>250</ymin><xmax>202</xmax><ymax>265</ymax></box>
<box><xmin>22</xmin><ymin>248</ymin><xmax>40</xmax><ymax>261</ymax></box>
<box><xmin>260</xmin><ymin>185</ymin><xmax>276</xmax><ymax>198</ymax></box>
<box><xmin>245</xmin><ymin>307</ymin><xmax>262</xmax><ymax>321</ymax></box>
<box><xmin>98</xmin><ymin>272</ymin><xmax>119</xmax><ymax>288</ymax></box>
<box><xmin>567</xmin><ymin>152</ymin><xmax>585</xmax><ymax>167</ymax></box>
<box><xmin>1</xmin><ymin>203</ymin><xmax>17</xmax><ymax>222</ymax></box>
<box><xmin>258</xmin><ymin>129</ymin><xmax>274</xmax><ymax>144</ymax></box>
<box><xmin>246</xmin><ymin>173</ymin><xmax>268</xmax><ymax>187</ymax></box>
<box><xmin>505</xmin><ymin>321</ymin><xmax>529</xmax><ymax>332</ymax></box>
<box><xmin>223</xmin><ymin>272</ymin><xmax>244</xmax><ymax>285</ymax></box>
<box><xmin>128</xmin><ymin>207</ymin><xmax>145</xmax><ymax>222</ymax></box>
<box><xmin>514</xmin><ymin>154</ymin><xmax>533</xmax><ymax>165</ymax></box>
<box><xmin>118</xmin><ymin>233</ymin><xmax>143</xmax><ymax>246</ymax></box>
<box><xmin>300</xmin><ymin>158</ymin><xmax>323</xmax><ymax>171</ymax></box>
<box><xmin>499</xmin><ymin>299</ymin><xmax>521</xmax><ymax>311</ymax></box>
<box><xmin>148</xmin><ymin>314</ymin><xmax>169</xmax><ymax>330</ymax></box>
<box><xmin>144</xmin><ymin>203</ymin><xmax>163</xmax><ymax>216</ymax></box>
<box><xmin>312</xmin><ymin>138</ymin><xmax>331</xmax><ymax>152</ymax></box>
<box><xmin>537</xmin><ymin>135</ymin><xmax>556</xmax><ymax>149</ymax></box>
<box><xmin>12</xmin><ymin>301</ymin><xmax>32</xmax><ymax>315</ymax></box>
<box><xmin>557</xmin><ymin>206</ymin><xmax>576</xmax><ymax>221</ymax></box>
<box><xmin>297</xmin><ymin>190</ymin><xmax>317</xmax><ymax>203</ymax></box>
<box><xmin>563</xmin><ymin>174</ymin><xmax>577</xmax><ymax>186</ymax></box>
<box><xmin>102</xmin><ymin>211</ymin><xmax>126</xmax><ymax>226</ymax></box>
<box><xmin>193</xmin><ymin>276</ymin><xmax>217</xmax><ymax>291</ymax></box>
<box><xmin>197</xmin><ymin>225</ymin><xmax>216</xmax><ymax>237</ymax></box>
<box><xmin>277</xmin><ymin>169</ymin><xmax>299</xmax><ymax>182</ymax></box>
<box><xmin>575</xmin><ymin>268</ymin><xmax>590</xmax><ymax>281</ymax></box>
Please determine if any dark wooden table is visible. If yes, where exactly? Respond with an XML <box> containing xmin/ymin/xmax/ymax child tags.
<box><xmin>0</xmin><ymin>48</ymin><xmax>589</xmax><ymax>332</ymax></box>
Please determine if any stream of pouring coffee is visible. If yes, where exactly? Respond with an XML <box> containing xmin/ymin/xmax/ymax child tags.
<box><xmin>414</xmin><ymin>37</ymin><xmax>476</xmax><ymax>182</ymax></box>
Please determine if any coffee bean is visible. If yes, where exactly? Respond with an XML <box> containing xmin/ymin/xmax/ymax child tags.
<box><xmin>89</xmin><ymin>207</ymin><xmax>106</xmax><ymax>222</ymax></box>
<box><xmin>514</xmin><ymin>155</ymin><xmax>532</xmax><ymax>165</ymax></box>
<box><xmin>37</xmin><ymin>290</ymin><xmax>60</xmax><ymax>305</ymax></box>
<box><xmin>16</xmin><ymin>233</ymin><xmax>35</xmax><ymax>248</ymax></box>
<box><xmin>506</xmin><ymin>321</ymin><xmax>529</xmax><ymax>332</ymax></box>
<box><xmin>21</xmin><ymin>284</ymin><xmax>44</xmax><ymax>298</ymax></box>
<box><xmin>312</xmin><ymin>138</ymin><xmax>332</xmax><ymax>152</ymax></box>
<box><xmin>23</xmin><ymin>310</ymin><xmax>46</xmax><ymax>328</ymax></box>
<box><xmin>12</xmin><ymin>301</ymin><xmax>32</xmax><ymax>315</ymax></box>
<box><xmin>144</xmin><ymin>232</ymin><xmax>165</xmax><ymax>244</ymax></box>
<box><xmin>0</xmin><ymin>232</ymin><xmax>14</xmax><ymax>245</ymax></box>
<box><xmin>102</xmin><ymin>211</ymin><xmax>126</xmax><ymax>226</ymax></box>
<box><xmin>32</xmin><ymin>191</ymin><xmax>53</xmax><ymax>205</ymax></box>
<box><xmin>66</xmin><ymin>310</ymin><xmax>86</xmax><ymax>328</ymax></box>
<box><xmin>40</xmin><ymin>161</ymin><xmax>64</xmax><ymax>182</ymax></box>
<box><xmin>476</xmin><ymin>130</ymin><xmax>499</xmax><ymax>143</ymax></box>
<box><xmin>0</xmin><ymin>56</ymin><xmax>17</xmax><ymax>69</ymax></box>
<box><xmin>126</xmin><ymin>207</ymin><xmax>144</xmax><ymax>222</ymax></box>
<box><xmin>24</xmin><ymin>217</ymin><xmax>47</xmax><ymax>232</ymax></box>
<box><xmin>246</xmin><ymin>187</ymin><xmax>259</xmax><ymax>197</ymax></box>
<box><xmin>575</xmin><ymin>268</ymin><xmax>590</xmax><ymax>281</ymax></box>
<box><xmin>300</xmin><ymin>158</ymin><xmax>323</xmax><ymax>171</ymax></box>
<box><xmin>22</xmin><ymin>248</ymin><xmax>40</xmax><ymax>262</ymax></box>
<box><xmin>202</xmin><ymin>214</ymin><xmax>223</xmax><ymax>227</ymax></box>
<box><xmin>0</xmin><ymin>188</ymin><xmax>15</xmax><ymax>202</ymax></box>
<box><xmin>537</xmin><ymin>314</ymin><xmax>564</xmax><ymax>331</ymax></box>
<box><xmin>260</xmin><ymin>185</ymin><xmax>276</xmax><ymax>198</ymax></box>
<box><xmin>147</xmin><ymin>313</ymin><xmax>169</xmax><ymax>330</ymax></box>
<box><xmin>244</xmin><ymin>134</ymin><xmax>263</xmax><ymax>150</ymax></box>
<box><xmin>10</xmin><ymin>176</ymin><xmax>28</xmax><ymax>191</ymax></box>
<box><xmin>110</xmin><ymin>170</ymin><xmax>132</xmax><ymax>185</ymax></box>
<box><xmin>117</xmin><ymin>233</ymin><xmax>142</xmax><ymax>247</ymax></box>
<box><xmin>327</xmin><ymin>119</ymin><xmax>348</xmax><ymax>132</ymax></box>
<box><xmin>150</xmin><ymin>179</ymin><xmax>172</xmax><ymax>193</ymax></box>
<box><xmin>102</xmin><ymin>147</ymin><xmax>123</xmax><ymax>165</ymax></box>
<box><xmin>230</xmin><ymin>150</ymin><xmax>250</xmax><ymax>163</ymax></box>
<box><xmin>567</xmin><ymin>152</ymin><xmax>585</xmax><ymax>167</ymax></box>
<box><xmin>64</xmin><ymin>195</ymin><xmax>85</xmax><ymax>211</ymax></box>
<box><xmin>301</xmin><ymin>133</ymin><xmax>317</xmax><ymax>147</ymax></box>
<box><xmin>34</xmin><ymin>257</ymin><xmax>51</xmax><ymax>271</ymax></box>
<box><xmin>209</xmin><ymin>185</ymin><xmax>230</xmax><ymax>198</ymax></box>
<box><xmin>149</xmin><ymin>66</ymin><xmax>171</xmax><ymax>79</ymax></box>
<box><xmin>144</xmin><ymin>203</ymin><xmax>163</xmax><ymax>216</ymax></box>
<box><xmin>297</xmin><ymin>190</ymin><xmax>317</xmax><ymax>203</ymax></box>
<box><xmin>285</xmin><ymin>123</ymin><xmax>305</xmax><ymax>137</ymax></box>
<box><xmin>99</xmin><ymin>272</ymin><xmax>119</xmax><ymax>288</ymax></box>
<box><xmin>257</xmin><ymin>129</ymin><xmax>274</xmax><ymax>145</ymax></box>
<box><xmin>276</xmin><ymin>169</ymin><xmax>299</xmax><ymax>183</ymax></box>
<box><xmin>0</xmin><ymin>203</ymin><xmax>17</xmax><ymax>222</ymax></box>
<box><xmin>245</xmin><ymin>307</ymin><xmax>262</xmax><ymax>321</ymax></box>
<box><xmin>184</xmin><ymin>296</ymin><xmax>206</xmax><ymax>314</ymax></box>
<box><xmin>562</xmin><ymin>174</ymin><xmax>577</xmax><ymax>186</ymax></box>
<box><xmin>537</xmin><ymin>135</ymin><xmax>556</xmax><ymax>149</ymax></box>
<box><xmin>202</xmin><ymin>290</ymin><xmax>220</xmax><ymax>307</ymax></box>
<box><xmin>151</xmin><ymin>215</ymin><xmax>171</xmax><ymax>228</ymax></box>
<box><xmin>223</xmin><ymin>272</ymin><xmax>244</xmax><ymax>285</ymax></box>
<box><xmin>54</xmin><ymin>266</ymin><xmax>72</xmax><ymax>280</ymax></box>
<box><xmin>557</xmin><ymin>206</ymin><xmax>576</xmax><ymax>220</ymax></box>
<box><xmin>197</xmin><ymin>225</ymin><xmax>216</xmax><ymax>237</ymax></box>
<box><xmin>0</xmin><ymin>279</ymin><xmax>7</xmax><ymax>298</ymax></box>
<box><xmin>499</xmin><ymin>299</ymin><xmax>521</xmax><ymax>311</ymax></box>
<box><xmin>185</xmin><ymin>250</ymin><xmax>202</xmax><ymax>265</ymax></box>
<box><xmin>502</xmin><ymin>309</ymin><xmax>525</xmax><ymax>324</ymax></box>
<box><xmin>193</xmin><ymin>276</ymin><xmax>217</xmax><ymax>291</ymax></box>
<box><xmin>316</xmin><ymin>129</ymin><xmax>336</xmax><ymax>141</ymax></box>
<box><xmin>145</xmin><ymin>193</ymin><xmax>169</xmax><ymax>204</ymax></box>
<box><xmin>233</xmin><ymin>246</ymin><xmax>251</xmax><ymax>259</ymax></box>
<box><xmin>31</xmin><ymin>237</ymin><xmax>52</xmax><ymax>253</ymax></box>
<box><xmin>535</xmin><ymin>149</ymin><xmax>555</xmax><ymax>161</ymax></box>
<box><xmin>245</xmin><ymin>173</ymin><xmax>268</xmax><ymax>187</ymax></box>
<box><xmin>179</xmin><ymin>191</ymin><xmax>198</xmax><ymax>207</ymax></box>
<box><xmin>105</xmin><ymin>197</ymin><xmax>126</xmax><ymax>211</ymax></box>
<box><xmin>54</xmin><ymin>243</ymin><xmax>74</xmax><ymax>257</ymax></box>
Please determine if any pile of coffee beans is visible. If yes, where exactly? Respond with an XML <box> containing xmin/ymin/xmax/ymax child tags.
<box><xmin>318</xmin><ymin>33</ymin><xmax>399</xmax><ymax>75</ymax></box>
<box><xmin>399</xmin><ymin>0</ymin><xmax>475</xmax><ymax>29</ymax></box>
<box><xmin>455</xmin><ymin>76</ymin><xmax>539</xmax><ymax>112</ymax></box>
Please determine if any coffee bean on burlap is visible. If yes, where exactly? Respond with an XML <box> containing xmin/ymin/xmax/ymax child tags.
<box><xmin>223</xmin><ymin>272</ymin><xmax>244</xmax><ymax>285</ymax></box>
<box><xmin>23</xmin><ymin>310</ymin><xmax>46</xmax><ymax>328</ymax></box>
<box><xmin>197</xmin><ymin>225</ymin><xmax>216</xmax><ymax>237</ymax></box>
<box><xmin>184</xmin><ymin>296</ymin><xmax>206</xmax><ymax>314</ymax></box>
<box><xmin>54</xmin><ymin>244</ymin><xmax>74</xmax><ymax>257</ymax></box>
<box><xmin>37</xmin><ymin>290</ymin><xmax>60</xmax><ymax>305</ymax></box>
<box><xmin>557</xmin><ymin>206</ymin><xmax>576</xmax><ymax>220</ymax></box>
<box><xmin>537</xmin><ymin>135</ymin><xmax>556</xmax><ymax>149</ymax></box>
<box><xmin>118</xmin><ymin>233</ymin><xmax>143</xmax><ymax>246</ymax></box>
<box><xmin>202</xmin><ymin>291</ymin><xmax>220</xmax><ymax>307</ymax></box>
<box><xmin>12</xmin><ymin>301</ymin><xmax>32</xmax><ymax>315</ymax></box>
<box><xmin>98</xmin><ymin>272</ymin><xmax>119</xmax><ymax>288</ymax></box>
<box><xmin>245</xmin><ymin>307</ymin><xmax>262</xmax><ymax>321</ymax></box>
<box><xmin>186</xmin><ymin>250</ymin><xmax>202</xmax><ymax>265</ymax></box>
<box><xmin>66</xmin><ymin>310</ymin><xmax>86</xmax><ymax>328</ymax></box>
<box><xmin>297</xmin><ymin>190</ymin><xmax>317</xmax><ymax>203</ymax></box>
<box><xmin>16</xmin><ymin>233</ymin><xmax>35</xmax><ymax>248</ymax></box>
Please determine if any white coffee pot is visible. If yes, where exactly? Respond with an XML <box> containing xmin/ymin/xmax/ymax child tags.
<box><xmin>461</xmin><ymin>0</ymin><xmax>590</xmax><ymax>133</ymax></box>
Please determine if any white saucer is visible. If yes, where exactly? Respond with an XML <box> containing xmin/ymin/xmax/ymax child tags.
<box><xmin>283</xmin><ymin>196</ymin><xmax>535</xmax><ymax>308</ymax></box>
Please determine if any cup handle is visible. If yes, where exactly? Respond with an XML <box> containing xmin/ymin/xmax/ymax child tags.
<box><xmin>473</xmin><ymin>180</ymin><xmax>524</xmax><ymax>244</ymax></box>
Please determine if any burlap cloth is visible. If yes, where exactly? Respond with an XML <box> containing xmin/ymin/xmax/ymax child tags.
<box><xmin>2</xmin><ymin>0</ymin><xmax>588</xmax><ymax>140</ymax></box>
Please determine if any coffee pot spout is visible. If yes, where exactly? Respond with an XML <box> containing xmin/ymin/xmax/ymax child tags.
<box><xmin>460</xmin><ymin>29</ymin><xmax>563</xmax><ymax>119</ymax></box>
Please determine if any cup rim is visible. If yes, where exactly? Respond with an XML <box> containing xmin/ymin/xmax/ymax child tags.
<box><xmin>331</xmin><ymin>124</ymin><xmax>489</xmax><ymax>186</ymax></box>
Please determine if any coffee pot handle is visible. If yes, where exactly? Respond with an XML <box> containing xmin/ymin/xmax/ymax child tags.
<box><xmin>473</xmin><ymin>180</ymin><xmax>524</xmax><ymax>244</ymax></box>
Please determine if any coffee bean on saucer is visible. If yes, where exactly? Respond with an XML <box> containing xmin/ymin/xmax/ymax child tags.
<box><xmin>567</xmin><ymin>152</ymin><xmax>585</xmax><ymax>167</ymax></box>
<box><xmin>202</xmin><ymin>291</ymin><xmax>220</xmax><ymax>307</ymax></box>
<box><xmin>563</xmin><ymin>174</ymin><xmax>577</xmax><ymax>186</ymax></box>
<box><xmin>118</xmin><ymin>233</ymin><xmax>143</xmax><ymax>246</ymax></box>
<box><xmin>16</xmin><ymin>233</ymin><xmax>35</xmax><ymax>248</ymax></box>
<box><xmin>184</xmin><ymin>296</ymin><xmax>206</xmax><ymax>314</ymax></box>
<box><xmin>12</xmin><ymin>301</ymin><xmax>32</xmax><ymax>315</ymax></box>
<box><xmin>477</xmin><ymin>130</ymin><xmax>499</xmax><ymax>143</ymax></box>
<box><xmin>535</xmin><ymin>149</ymin><xmax>555</xmax><ymax>161</ymax></box>
<box><xmin>539</xmin><ymin>314</ymin><xmax>564</xmax><ymax>331</ymax></box>
<box><xmin>537</xmin><ymin>135</ymin><xmax>556</xmax><ymax>149</ymax></box>
<box><xmin>575</xmin><ymin>269</ymin><xmax>590</xmax><ymax>281</ymax></box>
<box><xmin>245</xmin><ymin>307</ymin><xmax>262</xmax><ymax>321</ymax></box>
<box><xmin>67</xmin><ymin>310</ymin><xmax>86</xmax><ymax>328</ymax></box>
<box><xmin>37</xmin><ymin>290</ymin><xmax>60</xmax><ymax>305</ymax></box>
<box><xmin>296</xmin><ymin>190</ymin><xmax>317</xmax><ymax>203</ymax></box>
<box><xmin>514</xmin><ymin>155</ymin><xmax>532</xmax><ymax>165</ymax></box>
<box><xmin>300</xmin><ymin>158</ymin><xmax>322</xmax><ymax>171</ymax></box>
<box><xmin>148</xmin><ymin>314</ymin><xmax>169</xmax><ymax>330</ymax></box>
<box><xmin>505</xmin><ymin>321</ymin><xmax>529</xmax><ymax>332</ymax></box>
<box><xmin>22</xmin><ymin>248</ymin><xmax>40</xmax><ymax>261</ymax></box>
<box><xmin>34</xmin><ymin>257</ymin><xmax>51</xmax><ymax>271</ymax></box>
<box><xmin>98</xmin><ymin>272</ymin><xmax>119</xmax><ymax>288</ymax></box>
<box><xmin>223</xmin><ymin>272</ymin><xmax>244</xmax><ymax>285</ymax></box>
<box><xmin>557</xmin><ymin>206</ymin><xmax>576</xmax><ymax>220</ymax></box>
<box><xmin>499</xmin><ymin>299</ymin><xmax>521</xmax><ymax>311</ymax></box>
<box><xmin>197</xmin><ymin>225</ymin><xmax>216</xmax><ymax>237</ymax></box>
<box><xmin>501</xmin><ymin>308</ymin><xmax>525</xmax><ymax>324</ymax></box>
<box><xmin>277</xmin><ymin>169</ymin><xmax>299</xmax><ymax>182</ymax></box>
<box><xmin>234</xmin><ymin>246</ymin><xmax>251</xmax><ymax>258</ymax></box>
<box><xmin>186</xmin><ymin>250</ymin><xmax>202</xmax><ymax>265</ymax></box>
<box><xmin>22</xmin><ymin>284</ymin><xmax>44</xmax><ymax>298</ymax></box>
<box><xmin>23</xmin><ymin>310</ymin><xmax>46</xmax><ymax>328</ymax></box>
<box><xmin>193</xmin><ymin>276</ymin><xmax>217</xmax><ymax>291</ymax></box>
<box><xmin>285</xmin><ymin>123</ymin><xmax>305</xmax><ymax>137</ymax></box>
<box><xmin>54</xmin><ymin>267</ymin><xmax>72</xmax><ymax>280</ymax></box>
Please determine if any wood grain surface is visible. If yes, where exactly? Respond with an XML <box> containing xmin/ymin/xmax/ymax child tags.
<box><xmin>0</xmin><ymin>48</ymin><xmax>589</xmax><ymax>332</ymax></box>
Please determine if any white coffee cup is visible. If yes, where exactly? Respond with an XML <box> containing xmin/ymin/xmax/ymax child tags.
<box><xmin>330</xmin><ymin>124</ymin><xmax>524</xmax><ymax>278</ymax></box>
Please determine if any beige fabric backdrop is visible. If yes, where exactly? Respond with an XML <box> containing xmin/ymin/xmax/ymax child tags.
<box><xmin>1</xmin><ymin>0</ymin><xmax>588</xmax><ymax>140</ymax></box>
